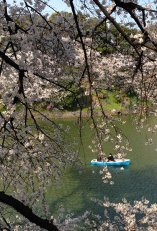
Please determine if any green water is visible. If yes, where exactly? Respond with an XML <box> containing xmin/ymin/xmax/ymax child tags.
<box><xmin>47</xmin><ymin>116</ymin><xmax>157</xmax><ymax>218</ymax></box>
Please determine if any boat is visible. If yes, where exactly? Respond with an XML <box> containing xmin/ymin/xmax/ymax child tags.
<box><xmin>90</xmin><ymin>159</ymin><xmax>131</xmax><ymax>166</ymax></box>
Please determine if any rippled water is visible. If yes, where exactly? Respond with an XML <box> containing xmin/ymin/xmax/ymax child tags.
<box><xmin>47</xmin><ymin>116</ymin><xmax>157</xmax><ymax>218</ymax></box>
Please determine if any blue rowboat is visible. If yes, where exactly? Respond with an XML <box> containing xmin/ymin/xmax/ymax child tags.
<box><xmin>91</xmin><ymin>159</ymin><xmax>131</xmax><ymax>166</ymax></box>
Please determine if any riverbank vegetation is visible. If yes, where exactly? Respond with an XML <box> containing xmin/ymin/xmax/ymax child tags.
<box><xmin>0</xmin><ymin>0</ymin><xmax>157</xmax><ymax>230</ymax></box>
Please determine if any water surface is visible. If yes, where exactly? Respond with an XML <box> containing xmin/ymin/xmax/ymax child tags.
<box><xmin>47</xmin><ymin>116</ymin><xmax>157</xmax><ymax>218</ymax></box>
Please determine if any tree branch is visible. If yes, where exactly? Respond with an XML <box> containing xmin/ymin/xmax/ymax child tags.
<box><xmin>0</xmin><ymin>191</ymin><xmax>59</xmax><ymax>231</ymax></box>
<box><xmin>92</xmin><ymin>0</ymin><xmax>140</xmax><ymax>55</ymax></box>
<box><xmin>0</xmin><ymin>50</ymin><xmax>21</xmax><ymax>71</ymax></box>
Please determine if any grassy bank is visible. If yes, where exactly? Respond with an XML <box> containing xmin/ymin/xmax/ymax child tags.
<box><xmin>0</xmin><ymin>90</ymin><xmax>138</xmax><ymax>119</ymax></box>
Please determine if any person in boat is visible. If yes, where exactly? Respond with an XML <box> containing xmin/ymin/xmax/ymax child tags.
<box><xmin>107</xmin><ymin>153</ymin><xmax>115</xmax><ymax>162</ymax></box>
<box><xmin>97</xmin><ymin>155</ymin><xmax>102</xmax><ymax>162</ymax></box>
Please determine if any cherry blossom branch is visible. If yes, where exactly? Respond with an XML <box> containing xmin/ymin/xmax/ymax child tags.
<box><xmin>0</xmin><ymin>191</ymin><xmax>59</xmax><ymax>231</ymax></box>
<box><xmin>69</xmin><ymin>0</ymin><xmax>92</xmax><ymax>84</ymax></box>
<box><xmin>92</xmin><ymin>0</ymin><xmax>140</xmax><ymax>55</ymax></box>
<box><xmin>3</xmin><ymin>0</ymin><xmax>28</xmax><ymax>33</ymax></box>
<box><xmin>0</xmin><ymin>50</ymin><xmax>22</xmax><ymax>71</ymax></box>
<box><xmin>112</xmin><ymin>0</ymin><xmax>157</xmax><ymax>51</ymax></box>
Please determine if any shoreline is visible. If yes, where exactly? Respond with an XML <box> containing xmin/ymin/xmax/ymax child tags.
<box><xmin>38</xmin><ymin>108</ymin><xmax>131</xmax><ymax>119</ymax></box>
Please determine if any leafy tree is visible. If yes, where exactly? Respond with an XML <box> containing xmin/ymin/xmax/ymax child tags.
<box><xmin>58</xmin><ymin>80</ymin><xmax>89</xmax><ymax>110</ymax></box>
